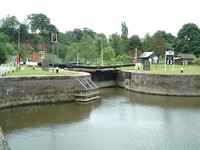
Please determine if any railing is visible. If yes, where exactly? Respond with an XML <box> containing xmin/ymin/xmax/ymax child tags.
<box><xmin>76</xmin><ymin>78</ymin><xmax>99</xmax><ymax>90</ymax></box>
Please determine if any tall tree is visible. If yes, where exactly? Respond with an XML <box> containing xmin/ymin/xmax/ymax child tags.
<box><xmin>126</xmin><ymin>35</ymin><xmax>142</xmax><ymax>56</ymax></box>
<box><xmin>174</xmin><ymin>23</ymin><xmax>200</xmax><ymax>56</ymax></box>
<box><xmin>0</xmin><ymin>32</ymin><xmax>10</xmax><ymax>63</ymax></box>
<box><xmin>102</xmin><ymin>46</ymin><xmax>116</xmax><ymax>62</ymax></box>
<box><xmin>121</xmin><ymin>22</ymin><xmax>128</xmax><ymax>40</ymax></box>
<box><xmin>109</xmin><ymin>33</ymin><xmax>124</xmax><ymax>56</ymax></box>
<box><xmin>142</xmin><ymin>33</ymin><xmax>152</xmax><ymax>52</ymax></box>
<box><xmin>121</xmin><ymin>22</ymin><xmax>128</xmax><ymax>50</ymax></box>
<box><xmin>149</xmin><ymin>32</ymin><xmax>167</xmax><ymax>57</ymax></box>
<box><xmin>0</xmin><ymin>15</ymin><xmax>20</xmax><ymax>41</ymax></box>
<box><xmin>27</xmin><ymin>13</ymin><xmax>50</xmax><ymax>34</ymax></box>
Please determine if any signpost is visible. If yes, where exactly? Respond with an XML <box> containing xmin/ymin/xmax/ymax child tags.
<box><xmin>51</xmin><ymin>33</ymin><xmax>58</xmax><ymax>73</ymax></box>
<box><xmin>165</xmin><ymin>51</ymin><xmax>174</xmax><ymax>72</ymax></box>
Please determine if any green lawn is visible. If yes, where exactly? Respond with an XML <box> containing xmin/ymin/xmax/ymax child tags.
<box><xmin>122</xmin><ymin>64</ymin><xmax>200</xmax><ymax>74</ymax></box>
<box><xmin>6</xmin><ymin>66</ymin><xmax>78</xmax><ymax>76</ymax></box>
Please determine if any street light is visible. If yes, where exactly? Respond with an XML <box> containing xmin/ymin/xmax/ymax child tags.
<box><xmin>17</xmin><ymin>26</ymin><xmax>20</xmax><ymax>70</ymax></box>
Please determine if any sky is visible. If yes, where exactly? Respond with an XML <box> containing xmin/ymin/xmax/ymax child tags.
<box><xmin>1</xmin><ymin>0</ymin><xmax>200</xmax><ymax>38</ymax></box>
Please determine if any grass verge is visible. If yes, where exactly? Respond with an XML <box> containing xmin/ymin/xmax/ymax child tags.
<box><xmin>122</xmin><ymin>64</ymin><xmax>200</xmax><ymax>74</ymax></box>
<box><xmin>5</xmin><ymin>65</ymin><xmax>78</xmax><ymax>76</ymax></box>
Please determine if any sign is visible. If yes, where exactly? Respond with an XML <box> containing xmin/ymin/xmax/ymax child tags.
<box><xmin>166</xmin><ymin>51</ymin><xmax>174</xmax><ymax>55</ymax></box>
<box><xmin>166</xmin><ymin>51</ymin><xmax>174</xmax><ymax>65</ymax></box>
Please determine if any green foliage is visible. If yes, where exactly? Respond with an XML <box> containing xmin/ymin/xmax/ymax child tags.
<box><xmin>126</xmin><ymin>35</ymin><xmax>142</xmax><ymax>56</ymax></box>
<box><xmin>109</xmin><ymin>33</ymin><xmax>125</xmax><ymax>56</ymax></box>
<box><xmin>65</xmin><ymin>43</ymin><xmax>79</xmax><ymax>62</ymax></box>
<box><xmin>0</xmin><ymin>32</ymin><xmax>12</xmax><ymax>64</ymax></box>
<box><xmin>193</xmin><ymin>57</ymin><xmax>200</xmax><ymax>65</ymax></box>
<box><xmin>27</xmin><ymin>13</ymin><xmax>50</xmax><ymax>34</ymax></box>
<box><xmin>174</xmin><ymin>23</ymin><xmax>200</xmax><ymax>56</ymax></box>
<box><xmin>121</xmin><ymin>22</ymin><xmax>128</xmax><ymax>40</ymax></box>
<box><xmin>102</xmin><ymin>46</ymin><xmax>116</xmax><ymax>62</ymax></box>
<box><xmin>0</xmin><ymin>15</ymin><xmax>19</xmax><ymax>41</ymax></box>
<box><xmin>116</xmin><ymin>54</ymin><xmax>133</xmax><ymax>64</ymax></box>
<box><xmin>142</xmin><ymin>33</ymin><xmax>152</xmax><ymax>52</ymax></box>
<box><xmin>149</xmin><ymin>31</ymin><xmax>167</xmax><ymax>57</ymax></box>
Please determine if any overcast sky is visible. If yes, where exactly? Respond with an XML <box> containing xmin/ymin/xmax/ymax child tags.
<box><xmin>1</xmin><ymin>0</ymin><xmax>200</xmax><ymax>38</ymax></box>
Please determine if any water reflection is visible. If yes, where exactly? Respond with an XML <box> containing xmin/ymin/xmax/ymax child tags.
<box><xmin>1</xmin><ymin>87</ymin><xmax>200</xmax><ymax>150</ymax></box>
<box><xmin>0</xmin><ymin>101</ymin><xmax>101</xmax><ymax>133</ymax></box>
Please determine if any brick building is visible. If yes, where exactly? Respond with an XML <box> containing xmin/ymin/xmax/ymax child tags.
<box><xmin>25</xmin><ymin>43</ymin><xmax>48</xmax><ymax>63</ymax></box>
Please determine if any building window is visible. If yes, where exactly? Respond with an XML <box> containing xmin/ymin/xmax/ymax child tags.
<box><xmin>39</xmin><ymin>51</ymin><xmax>45</xmax><ymax>59</ymax></box>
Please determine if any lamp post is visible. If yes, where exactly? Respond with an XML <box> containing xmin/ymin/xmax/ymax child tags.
<box><xmin>101</xmin><ymin>39</ymin><xmax>104</xmax><ymax>66</ymax></box>
<box><xmin>134</xmin><ymin>48</ymin><xmax>138</xmax><ymax>71</ymax></box>
<box><xmin>17</xmin><ymin>26</ymin><xmax>20</xmax><ymax>70</ymax></box>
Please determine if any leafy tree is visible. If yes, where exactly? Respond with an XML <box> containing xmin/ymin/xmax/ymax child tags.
<box><xmin>65</xmin><ymin>43</ymin><xmax>79</xmax><ymax>62</ymax></box>
<box><xmin>78</xmin><ymin>36</ymin><xmax>97</xmax><ymax>62</ymax></box>
<box><xmin>95</xmin><ymin>36</ymin><xmax>108</xmax><ymax>55</ymax></box>
<box><xmin>19</xmin><ymin>24</ymin><xmax>30</xmax><ymax>42</ymax></box>
<box><xmin>174</xmin><ymin>23</ymin><xmax>200</xmax><ymax>56</ymax></box>
<box><xmin>0</xmin><ymin>15</ymin><xmax>20</xmax><ymax>41</ymax></box>
<box><xmin>126</xmin><ymin>35</ymin><xmax>142</xmax><ymax>55</ymax></box>
<box><xmin>116</xmin><ymin>54</ymin><xmax>133</xmax><ymax>64</ymax></box>
<box><xmin>27</xmin><ymin>13</ymin><xmax>50</xmax><ymax>34</ymax></box>
<box><xmin>58</xmin><ymin>43</ymin><xmax>68</xmax><ymax>61</ymax></box>
<box><xmin>121</xmin><ymin>22</ymin><xmax>128</xmax><ymax>40</ymax></box>
<box><xmin>83</xmin><ymin>28</ymin><xmax>97</xmax><ymax>39</ymax></box>
<box><xmin>102</xmin><ymin>46</ymin><xmax>116</xmax><ymax>62</ymax></box>
<box><xmin>142</xmin><ymin>33</ymin><xmax>152</xmax><ymax>52</ymax></box>
<box><xmin>121</xmin><ymin>22</ymin><xmax>128</xmax><ymax>50</ymax></box>
<box><xmin>109</xmin><ymin>33</ymin><xmax>124</xmax><ymax>56</ymax></box>
<box><xmin>0</xmin><ymin>32</ymin><xmax>10</xmax><ymax>63</ymax></box>
<box><xmin>71</xmin><ymin>29</ymin><xmax>85</xmax><ymax>43</ymax></box>
<box><xmin>149</xmin><ymin>31</ymin><xmax>167</xmax><ymax>57</ymax></box>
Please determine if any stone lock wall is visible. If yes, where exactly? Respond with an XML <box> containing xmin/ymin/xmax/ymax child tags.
<box><xmin>117</xmin><ymin>71</ymin><xmax>200</xmax><ymax>96</ymax></box>
<box><xmin>0</xmin><ymin>127</ymin><xmax>10</xmax><ymax>150</ymax></box>
<box><xmin>0</xmin><ymin>73</ymin><xmax>90</xmax><ymax>109</ymax></box>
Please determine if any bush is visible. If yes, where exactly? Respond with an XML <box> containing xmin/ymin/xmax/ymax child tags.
<box><xmin>193</xmin><ymin>58</ymin><xmax>200</xmax><ymax>65</ymax></box>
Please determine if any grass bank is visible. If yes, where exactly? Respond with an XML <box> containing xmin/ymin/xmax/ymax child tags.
<box><xmin>6</xmin><ymin>65</ymin><xmax>78</xmax><ymax>76</ymax></box>
<box><xmin>122</xmin><ymin>64</ymin><xmax>200</xmax><ymax>74</ymax></box>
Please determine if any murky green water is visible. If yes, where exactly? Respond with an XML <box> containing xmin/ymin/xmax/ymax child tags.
<box><xmin>1</xmin><ymin>87</ymin><xmax>200</xmax><ymax>150</ymax></box>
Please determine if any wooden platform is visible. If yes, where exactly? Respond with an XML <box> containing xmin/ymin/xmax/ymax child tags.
<box><xmin>75</xmin><ymin>89</ymin><xmax>100</xmax><ymax>102</ymax></box>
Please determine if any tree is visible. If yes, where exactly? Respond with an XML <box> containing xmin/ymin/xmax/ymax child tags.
<box><xmin>65</xmin><ymin>43</ymin><xmax>79</xmax><ymax>62</ymax></box>
<box><xmin>109</xmin><ymin>33</ymin><xmax>125</xmax><ymax>56</ymax></box>
<box><xmin>78</xmin><ymin>36</ymin><xmax>97</xmax><ymax>62</ymax></box>
<box><xmin>121</xmin><ymin>22</ymin><xmax>128</xmax><ymax>40</ymax></box>
<box><xmin>27</xmin><ymin>13</ymin><xmax>50</xmax><ymax>34</ymax></box>
<box><xmin>126</xmin><ymin>35</ymin><xmax>142</xmax><ymax>56</ymax></box>
<box><xmin>142</xmin><ymin>33</ymin><xmax>152</xmax><ymax>52</ymax></box>
<box><xmin>0</xmin><ymin>32</ymin><xmax>10</xmax><ymax>64</ymax></box>
<box><xmin>149</xmin><ymin>32</ymin><xmax>167</xmax><ymax>57</ymax></box>
<box><xmin>103</xmin><ymin>46</ymin><xmax>116</xmax><ymax>62</ymax></box>
<box><xmin>0</xmin><ymin>15</ymin><xmax>20</xmax><ymax>41</ymax></box>
<box><xmin>174</xmin><ymin>23</ymin><xmax>200</xmax><ymax>56</ymax></box>
<box><xmin>121</xmin><ymin>22</ymin><xmax>128</xmax><ymax>50</ymax></box>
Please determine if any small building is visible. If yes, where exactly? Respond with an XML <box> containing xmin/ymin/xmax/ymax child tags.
<box><xmin>174</xmin><ymin>54</ymin><xmax>197</xmax><ymax>65</ymax></box>
<box><xmin>139</xmin><ymin>52</ymin><xmax>159</xmax><ymax>64</ymax></box>
<box><xmin>25</xmin><ymin>43</ymin><xmax>48</xmax><ymax>63</ymax></box>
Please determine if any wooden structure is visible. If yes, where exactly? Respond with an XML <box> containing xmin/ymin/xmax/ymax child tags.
<box><xmin>75</xmin><ymin>78</ymin><xmax>100</xmax><ymax>102</ymax></box>
<box><xmin>139</xmin><ymin>52</ymin><xmax>159</xmax><ymax>64</ymax></box>
<box><xmin>174</xmin><ymin>54</ymin><xmax>197</xmax><ymax>65</ymax></box>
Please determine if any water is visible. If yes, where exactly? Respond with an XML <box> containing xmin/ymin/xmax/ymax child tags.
<box><xmin>1</xmin><ymin>87</ymin><xmax>200</xmax><ymax>150</ymax></box>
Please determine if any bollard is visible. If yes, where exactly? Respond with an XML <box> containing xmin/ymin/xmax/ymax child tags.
<box><xmin>56</xmin><ymin>67</ymin><xmax>59</xmax><ymax>73</ymax></box>
<box><xmin>181</xmin><ymin>68</ymin><xmax>184</xmax><ymax>73</ymax></box>
<box><xmin>33</xmin><ymin>65</ymin><xmax>35</xmax><ymax>70</ymax></box>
